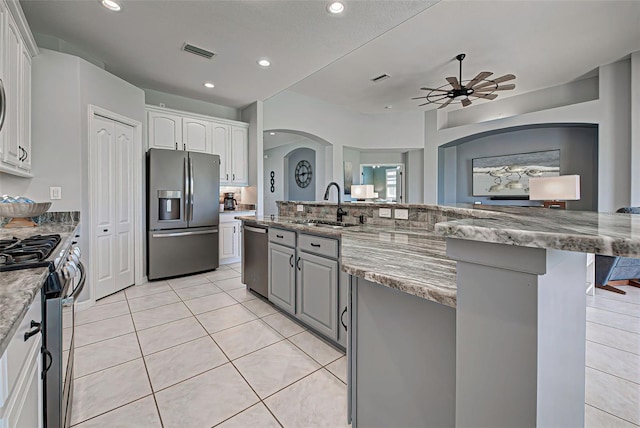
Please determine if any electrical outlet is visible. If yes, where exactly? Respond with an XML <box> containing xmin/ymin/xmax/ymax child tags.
<box><xmin>394</xmin><ymin>209</ymin><xmax>408</xmax><ymax>220</ymax></box>
<box><xmin>50</xmin><ymin>187</ymin><xmax>62</xmax><ymax>200</ymax></box>
<box><xmin>296</xmin><ymin>205</ymin><xmax>304</xmax><ymax>212</ymax></box>
<box><xmin>379</xmin><ymin>208</ymin><xmax>391</xmax><ymax>218</ymax></box>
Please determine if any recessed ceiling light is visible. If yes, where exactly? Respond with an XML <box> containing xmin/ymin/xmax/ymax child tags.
<box><xmin>101</xmin><ymin>0</ymin><xmax>121</xmax><ymax>11</ymax></box>
<box><xmin>269</xmin><ymin>132</ymin><xmax>276</xmax><ymax>135</ymax></box>
<box><xmin>203</xmin><ymin>82</ymin><xmax>215</xmax><ymax>89</ymax></box>
<box><xmin>327</xmin><ymin>1</ymin><xmax>345</xmax><ymax>14</ymax></box>
<box><xmin>257</xmin><ymin>59</ymin><xmax>271</xmax><ymax>67</ymax></box>
<box><xmin>384</xmin><ymin>105</ymin><xmax>393</xmax><ymax>109</ymax></box>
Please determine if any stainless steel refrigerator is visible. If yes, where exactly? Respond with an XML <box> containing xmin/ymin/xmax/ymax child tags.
<box><xmin>147</xmin><ymin>148</ymin><xmax>220</xmax><ymax>280</ymax></box>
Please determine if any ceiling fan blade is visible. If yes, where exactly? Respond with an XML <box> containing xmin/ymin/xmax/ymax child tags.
<box><xmin>420</xmin><ymin>87</ymin><xmax>450</xmax><ymax>92</ymax></box>
<box><xmin>461</xmin><ymin>98</ymin><xmax>472</xmax><ymax>107</ymax></box>
<box><xmin>411</xmin><ymin>96</ymin><xmax>429</xmax><ymax>100</ymax></box>
<box><xmin>446</xmin><ymin>77</ymin><xmax>461</xmax><ymax>90</ymax></box>
<box><xmin>438</xmin><ymin>98</ymin><xmax>454</xmax><ymax>109</ymax></box>
<box><xmin>492</xmin><ymin>74</ymin><xmax>516</xmax><ymax>84</ymax></box>
<box><xmin>467</xmin><ymin>71</ymin><xmax>493</xmax><ymax>89</ymax></box>
<box><xmin>475</xmin><ymin>84</ymin><xmax>516</xmax><ymax>92</ymax></box>
<box><xmin>418</xmin><ymin>102</ymin><xmax>431</xmax><ymax>107</ymax></box>
<box><xmin>471</xmin><ymin>92</ymin><xmax>498</xmax><ymax>100</ymax></box>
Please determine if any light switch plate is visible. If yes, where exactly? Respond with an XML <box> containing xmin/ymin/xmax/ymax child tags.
<box><xmin>50</xmin><ymin>187</ymin><xmax>62</xmax><ymax>200</ymax></box>
<box><xmin>296</xmin><ymin>205</ymin><xmax>304</xmax><ymax>212</ymax></box>
<box><xmin>394</xmin><ymin>209</ymin><xmax>408</xmax><ymax>220</ymax></box>
<box><xmin>379</xmin><ymin>208</ymin><xmax>391</xmax><ymax>218</ymax></box>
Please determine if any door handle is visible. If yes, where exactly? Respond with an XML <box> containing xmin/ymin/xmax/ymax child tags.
<box><xmin>41</xmin><ymin>347</ymin><xmax>52</xmax><ymax>379</ymax></box>
<box><xmin>289</xmin><ymin>254</ymin><xmax>294</xmax><ymax>268</ymax></box>
<box><xmin>244</xmin><ymin>225</ymin><xmax>267</xmax><ymax>234</ymax></box>
<box><xmin>184</xmin><ymin>157</ymin><xmax>189</xmax><ymax>221</ymax></box>
<box><xmin>0</xmin><ymin>78</ymin><xmax>5</xmax><ymax>132</ymax></box>
<box><xmin>310</xmin><ymin>243</ymin><xmax>321</xmax><ymax>248</ymax></box>
<box><xmin>296</xmin><ymin>257</ymin><xmax>301</xmax><ymax>271</ymax></box>
<box><xmin>189</xmin><ymin>157</ymin><xmax>194</xmax><ymax>221</ymax></box>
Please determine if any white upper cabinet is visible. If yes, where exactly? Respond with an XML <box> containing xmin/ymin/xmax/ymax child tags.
<box><xmin>0</xmin><ymin>0</ymin><xmax>37</xmax><ymax>177</ymax></box>
<box><xmin>148</xmin><ymin>111</ymin><xmax>182</xmax><ymax>150</ymax></box>
<box><xmin>230</xmin><ymin>125</ymin><xmax>248</xmax><ymax>185</ymax></box>
<box><xmin>211</xmin><ymin>122</ymin><xmax>230</xmax><ymax>182</ymax></box>
<box><xmin>146</xmin><ymin>106</ymin><xmax>249</xmax><ymax>186</ymax></box>
<box><xmin>183</xmin><ymin>117</ymin><xmax>209</xmax><ymax>153</ymax></box>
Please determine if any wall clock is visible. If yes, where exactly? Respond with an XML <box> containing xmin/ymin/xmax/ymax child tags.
<box><xmin>295</xmin><ymin>160</ymin><xmax>313</xmax><ymax>188</ymax></box>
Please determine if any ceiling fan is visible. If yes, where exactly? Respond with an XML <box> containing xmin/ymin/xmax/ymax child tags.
<box><xmin>412</xmin><ymin>53</ymin><xmax>516</xmax><ymax>109</ymax></box>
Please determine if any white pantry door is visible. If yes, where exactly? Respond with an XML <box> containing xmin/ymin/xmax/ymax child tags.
<box><xmin>92</xmin><ymin>115</ymin><xmax>134</xmax><ymax>300</ymax></box>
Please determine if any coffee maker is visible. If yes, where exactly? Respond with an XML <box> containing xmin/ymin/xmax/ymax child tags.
<box><xmin>223</xmin><ymin>192</ymin><xmax>238</xmax><ymax>211</ymax></box>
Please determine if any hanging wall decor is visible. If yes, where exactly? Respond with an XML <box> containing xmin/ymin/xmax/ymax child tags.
<box><xmin>270</xmin><ymin>171</ymin><xmax>275</xmax><ymax>193</ymax></box>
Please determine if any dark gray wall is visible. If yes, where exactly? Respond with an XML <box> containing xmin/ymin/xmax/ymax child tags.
<box><xmin>450</xmin><ymin>125</ymin><xmax>598</xmax><ymax>211</ymax></box>
<box><xmin>287</xmin><ymin>148</ymin><xmax>316</xmax><ymax>201</ymax></box>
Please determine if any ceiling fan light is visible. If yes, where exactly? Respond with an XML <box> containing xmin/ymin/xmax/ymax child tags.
<box><xmin>327</xmin><ymin>1</ymin><xmax>345</xmax><ymax>14</ymax></box>
<box><xmin>101</xmin><ymin>0</ymin><xmax>121</xmax><ymax>11</ymax></box>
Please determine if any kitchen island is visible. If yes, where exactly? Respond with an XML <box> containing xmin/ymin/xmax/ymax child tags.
<box><xmin>241</xmin><ymin>203</ymin><xmax>640</xmax><ymax>427</ymax></box>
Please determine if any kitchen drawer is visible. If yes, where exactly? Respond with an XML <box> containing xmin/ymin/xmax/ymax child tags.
<box><xmin>298</xmin><ymin>233</ymin><xmax>339</xmax><ymax>259</ymax></box>
<box><xmin>269</xmin><ymin>228</ymin><xmax>296</xmax><ymax>247</ymax></box>
<box><xmin>0</xmin><ymin>290</ymin><xmax>42</xmax><ymax>407</ymax></box>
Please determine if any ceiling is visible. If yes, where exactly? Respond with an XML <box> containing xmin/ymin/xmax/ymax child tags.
<box><xmin>19</xmin><ymin>1</ymin><xmax>640</xmax><ymax>114</ymax></box>
<box><xmin>20</xmin><ymin>0</ymin><xmax>437</xmax><ymax>109</ymax></box>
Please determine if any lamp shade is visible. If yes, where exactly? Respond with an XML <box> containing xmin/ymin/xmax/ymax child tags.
<box><xmin>351</xmin><ymin>184</ymin><xmax>375</xmax><ymax>199</ymax></box>
<box><xmin>529</xmin><ymin>175</ymin><xmax>580</xmax><ymax>201</ymax></box>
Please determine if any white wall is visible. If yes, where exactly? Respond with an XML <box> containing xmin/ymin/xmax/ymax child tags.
<box><xmin>425</xmin><ymin>56</ymin><xmax>636</xmax><ymax>212</ymax></box>
<box><xmin>263</xmin><ymin>137</ymin><xmax>328</xmax><ymax>216</ymax></box>
<box><xmin>630</xmin><ymin>51</ymin><xmax>640</xmax><ymax>206</ymax></box>
<box><xmin>241</xmin><ymin>101</ymin><xmax>263</xmax><ymax>214</ymax></box>
<box><xmin>145</xmin><ymin>88</ymin><xmax>240</xmax><ymax>121</ymax></box>
<box><xmin>264</xmin><ymin>90</ymin><xmax>424</xmax><ymax>201</ymax></box>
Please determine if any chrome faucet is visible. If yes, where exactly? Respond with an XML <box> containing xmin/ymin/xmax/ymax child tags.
<box><xmin>323</xmin><ymin>182</ymin><xmax>348</xmax><ymax>222</ymax></box>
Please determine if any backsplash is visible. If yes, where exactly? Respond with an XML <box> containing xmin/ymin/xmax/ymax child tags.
<box><xmin>276</xmin><ymin>202</ymin><xmax>502</xmax><ymax>231</ymax></box>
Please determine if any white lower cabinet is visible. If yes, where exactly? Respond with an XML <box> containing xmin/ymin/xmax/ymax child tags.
<box><xmin>0</xmin><ymin>291</ymin><xmax>43</xmax><ymax>428</ymax></box>
<box><xmin>219</xmin><ymin>216</ymin><xmax>241</xmax><ymax>264</ymax></box>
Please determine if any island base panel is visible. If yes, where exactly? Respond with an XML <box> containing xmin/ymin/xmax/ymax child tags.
<box><xmin>449</xmin><ymin>238</ymin><xmax>586</xmax><ymax>428</ymax></box>
<box><xmin>352</xmin><ymin>277</ymin><xmax>456</xmax><ymax>428</ymax></box>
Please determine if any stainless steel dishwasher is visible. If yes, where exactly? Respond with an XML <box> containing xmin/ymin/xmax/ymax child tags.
<box><xmin>242</xmin><ymin>223</ymin><xmax>268</xmax><ymax>298</ymax></box>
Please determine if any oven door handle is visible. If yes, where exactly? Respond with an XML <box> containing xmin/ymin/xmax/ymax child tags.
<box><xmin>70</xmin><ymin>261</ymin><xmax>86</xmax><ymax>299</ymax></box>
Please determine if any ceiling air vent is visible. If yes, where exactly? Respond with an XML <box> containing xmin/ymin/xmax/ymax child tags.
<box><xmin>182</xmin><ymin>43</ymin><xmax>215</xmax><ymax>59</ymax></box>
<box><xmin>371</xmin><ymin>74</ymin><xmax>391</xmax><ymax>83</ymax></box>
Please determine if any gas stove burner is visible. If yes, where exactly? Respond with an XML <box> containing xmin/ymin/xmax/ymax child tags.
<box><xmin>0</xmin><ymin>234</ymin><xmax>62</xmax><ymax>272</ymax></box>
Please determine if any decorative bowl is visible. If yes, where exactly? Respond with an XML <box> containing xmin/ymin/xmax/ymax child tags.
<box><xmin>0</xmin><ymin>202</ymin><xmax>52</xmax><ymax>228</ymax></box>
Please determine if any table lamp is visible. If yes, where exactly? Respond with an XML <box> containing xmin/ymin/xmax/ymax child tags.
<box><xmin>529</xmin><ymin>175</ymin><xmax>580</xmax><ymax>209</ymax></box>
<box><xmin>351</xmin><ymin>184</ymin><xmax>376</xmax><ymax>202</ymax></box>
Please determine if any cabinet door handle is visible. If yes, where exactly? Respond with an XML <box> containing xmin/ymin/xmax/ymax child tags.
<box><xmin>341</xmin><ymin>306</ymin><xmax>348</xmax><ymax>331</ymax></box>
<box><xmin>41</xmin><ymin>347</ymin><xmax>52</xmax><ymax>380</ymax></box>
<box><xmin>103</xmin><ymin>229</ymin><xmax>109</xmax><ymax>232</ymax></box>
<box><xmin>226</xmin><ymin>174</ymin><xmax>229</xmax><ymax>180</ymax></box>
<box><xmin>24</xmin><ymin>320</ymin><xmax>41</xmax><ymax>341</ymax></box>
<box><xmin>23</xmin><ymin>149</ymin><xmax>28</xmax><ymax>162</ymax></box>
<box><xmin>289</xmin><ymin>254</ymin><xmax>294</xmax><ymax>268</ymax></box>
<box><xmin>232</xmin><ymin>174</ymin><xmax>235</xmax><ymax>180</ymax></box>
<box><xmin>233</xmin><ymin>226</ymin><xmax>236</xmax><ymax>233</ymax></box>
<box><xmin>183</xmin><ymin>143</ymin><xmax>186</xmax><ymax>150</ymax></box>
<box><xmin>310</xmin><ymin>243</ymin><xmax>321</xmax><ymax>248</ymax></box>
<box><xmin>296</xmin><ymin>257</ymin><xmax>301</xmax><ymax>271</ymax></box>
<box><xmin>175</xmin><ymin>142</ymin><xmax>178</xmax><ymax>149</ymax></box>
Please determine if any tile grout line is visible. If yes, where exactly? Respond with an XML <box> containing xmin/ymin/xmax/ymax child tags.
<box><xmin>587</xmin><ymin>303</ymin><xmax>640</xmax><ymax>319</ymax></box>
<box><xmin>69</xmin><ymin>394</ymin><xmax>156</xmax><ymax>427</ymax></box>
<box><xmin>124</xmin><ymin>288</ymin><xmax>166</xmax><ymax>428</ymax></box>
<box><xmin>586</xmin><ymin>319</ymin><xmax>640</xmax><ymax>336</ymax></box>
<box><xmin>585</xmin><ymin>403</ymin><xmax>640</xmax><ymax>427</ymax></box>
<box><xmin>586</xmin><ymin>365</ymin><xmax>640</xmax><ymax>386</ymax></box>
<box><xmin>586</xmin><ymin>338</ymin><xmax>640</xmax><ymax>357</ymax></box>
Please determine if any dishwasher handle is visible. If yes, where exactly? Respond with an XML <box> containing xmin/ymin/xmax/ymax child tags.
<box><xmin>244</xmin><ymin>225</ymin><xmax>267</xmax><ymax>234</ymax></box>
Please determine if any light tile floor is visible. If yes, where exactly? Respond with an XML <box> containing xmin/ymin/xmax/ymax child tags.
<box><xmin>71</xmin><ymin>264</ymin><xmax>348</xmax><ymax>427</ymax></box>
<box><xmin>71</xmin><ymin>264</ymin><xmax>640</xmax><ymax>427</ymax></box>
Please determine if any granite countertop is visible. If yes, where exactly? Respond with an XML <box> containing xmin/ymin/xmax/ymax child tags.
<box><xmin>0</xmin><ymin>222</ymin><xmax>80</xmax><ymax>356</ymax></box>
<box><xmin>435</xmin><ymin>207</ymin><xmax>640</xmax><ymax>258</ymax></box>
<box><xmin>238</xmin><ymin>215</ymin><xmax>457</xmax><ymax>307</ymax></box>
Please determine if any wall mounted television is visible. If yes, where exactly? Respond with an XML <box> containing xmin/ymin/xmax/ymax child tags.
<box><xmin>472</xmin><ymin>149</ymin><xmax>560</xmax><ymax>197</ymax></box>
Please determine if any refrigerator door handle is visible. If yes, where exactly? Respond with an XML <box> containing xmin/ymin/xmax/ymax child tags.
<box><xmin>184</xmin><ymin>157</ymin><xmax>189</xmax><ymax>222</ymax></box>
<box><xmin>152</xmin><ymin>230</ymin><xmax>218</xmax><ymax>238</ymax></box>
<box><xmin>189</xmin><ymin>156</ymin><xmax>194</xmax><ymax>222</ymax></box>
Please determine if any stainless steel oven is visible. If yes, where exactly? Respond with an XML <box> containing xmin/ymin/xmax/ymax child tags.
<box><xmin>43</xmin><ymin>244</ymin><xmax>84</xmax><ymax>428</ymax></box>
